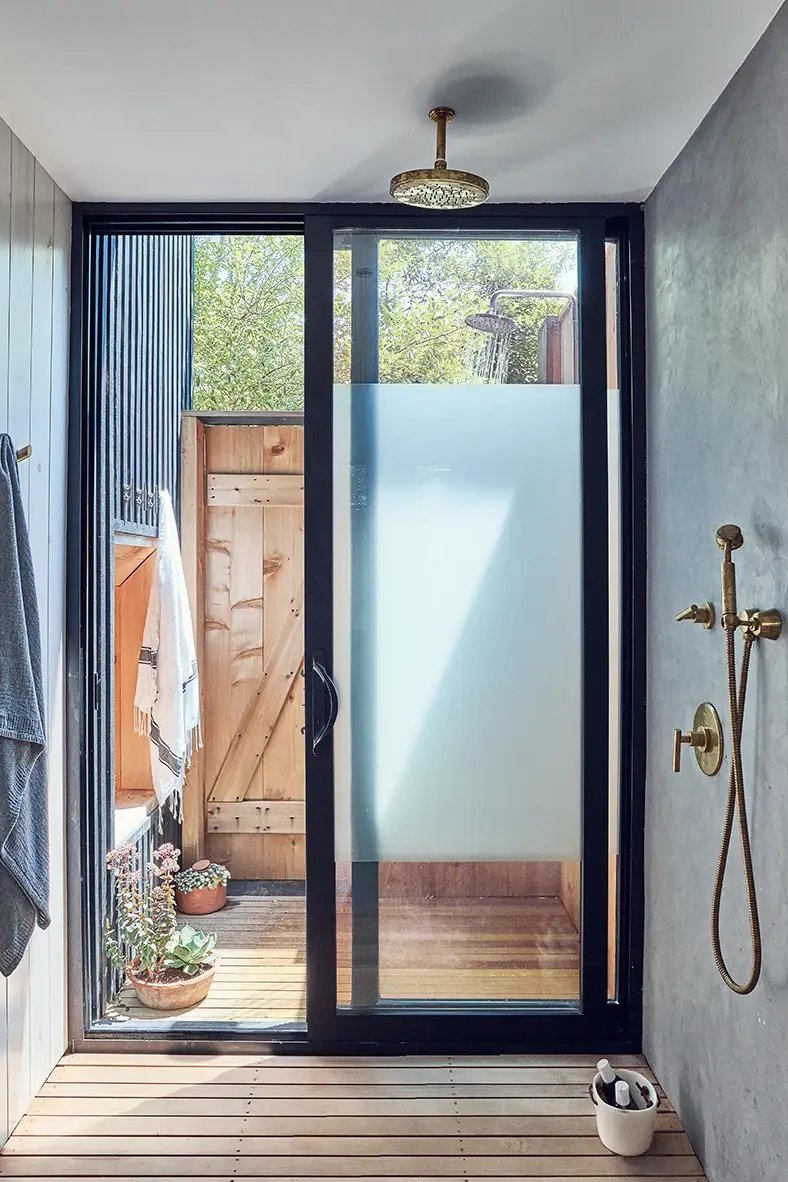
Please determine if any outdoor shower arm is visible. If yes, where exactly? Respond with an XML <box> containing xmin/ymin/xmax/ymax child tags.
<box><xmin>489</xmin><ymin>289</ymin><xmax>577</xmax><ymax>313</ymax></box>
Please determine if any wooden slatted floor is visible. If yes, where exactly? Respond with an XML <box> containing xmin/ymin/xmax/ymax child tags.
<box><xmin>0</xmin><ymin>1053</ymin><xmax>706</xmax><ymax>1179</ymax></box>
<box><xmin>108</xmin><ymin>895</ymin><xmax>579</xmax><ymax>1026</ymax></box>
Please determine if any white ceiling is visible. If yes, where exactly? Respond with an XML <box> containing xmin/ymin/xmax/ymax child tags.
<box><xmin>0</xmin><ymin>0</ymin><xmax>782</xmax><ymax>203</ymax></box>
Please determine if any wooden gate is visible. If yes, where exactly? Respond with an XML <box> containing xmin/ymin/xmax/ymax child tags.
<box><xmin>181</xmin><ymin>416</ymin><xmax>305</xmax><ymax>879</ymax></box>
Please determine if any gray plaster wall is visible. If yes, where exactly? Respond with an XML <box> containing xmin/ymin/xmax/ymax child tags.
<box><xmin>645</xmin><ymin>6</ymin><xmax>788</xmax><ymax>1180</ymax></box>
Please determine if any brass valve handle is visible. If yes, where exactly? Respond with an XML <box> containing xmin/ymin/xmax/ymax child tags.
<box><xmin>672</xmin><ymin>703</ymin><xmax>724</xmax><ymax>776</ymax></box>
<box><xmin>673</xmin><ymin>726</ymin><xmax>712</xmax><ymax>772</ymax></box>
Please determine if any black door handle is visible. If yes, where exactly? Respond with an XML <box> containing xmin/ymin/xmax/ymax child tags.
<box><xmin>312</xmin><ymin>652</ymin><xmax>339</xmax><ymax>755</ymax></box>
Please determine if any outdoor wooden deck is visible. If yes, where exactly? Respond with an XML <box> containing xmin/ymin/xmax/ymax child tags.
<box><xmin>0</xmin><ymin>1053</ymin><xmax>706</xmax><ymax>1179</ymax></box>
<box><xmin>107</xmin><ymin>893</ymin><xmax>580</xmax><ymax>1026</ymax></box>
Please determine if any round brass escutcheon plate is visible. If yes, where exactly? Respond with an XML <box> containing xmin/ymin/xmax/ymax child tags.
<box><xmin>693</xmin><ymin>702</ymin><xmax>724</xmax><ymax>776</ymax></box>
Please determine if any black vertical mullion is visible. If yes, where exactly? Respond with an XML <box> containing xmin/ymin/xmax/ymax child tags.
<box><xmin>578</xmin><ymin>219</ymin><xmax>610</xmax><ymax>1023</ymax></box>
<box><xmin>304</xmin><ymin>215</ymin><xmax>338</xmax><ymax>1041</ymax></box>
<box><xmin>84</xmin><ymin>233</ymin><xmax>114</xmax><ymax>1023</ymax></box>
<box><xmin>611</xmin><ymin>212</ymin><xmax>646</xmax><ymax>1031</ymax></box>
<box><xmin>84</xmin><ymin>233</ymin><xmax>101</xmax><ymax>1023</ymax></box>
<box><xmin>348</xmin><ymin>233</ymin><xmax>380</xmax><ymax>1008</ymax></box>
<box><xmin>66</xmin><ymin>209</ymin><xmax>88</xmax><ymax>1042</ymax></box>
<box><xmin>94</xmin><ymin>233</ymin><xmax>107</xmax><ymax>1021</ymax></box>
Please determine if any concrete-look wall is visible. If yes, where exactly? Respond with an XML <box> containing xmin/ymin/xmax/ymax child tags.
<box><xmin>645</xmin><ymin>6</ymin><xmax>788</xmax><ymax>1181</ymax></box>
<box><xmin>0</xmin><ymin>117</ymin><xmax>70</xmax><ymax>1143</ymax></box>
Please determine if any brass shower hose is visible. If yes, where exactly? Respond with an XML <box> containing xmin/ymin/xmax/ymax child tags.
<box><xmin>711</xmin><ymin>619</ymin><xmax>761</xmax><ymax>994</ymax></box>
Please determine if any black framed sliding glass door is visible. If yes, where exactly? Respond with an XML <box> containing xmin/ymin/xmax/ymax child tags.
<box><xmin>69</xmin><ymin>201</ymin><xmax>640</xmax><ymax>1049</ymax></box>
<box><xmin>304</xmin><ymin>212</ymin><xmax>634</xmax><ymax>1050</ymax></box>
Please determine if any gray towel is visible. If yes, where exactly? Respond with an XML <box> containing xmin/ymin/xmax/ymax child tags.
<box><xmin>0</xmin><ymin>434</ymin><xmax>49</xmax><ymax>976</ymax></box>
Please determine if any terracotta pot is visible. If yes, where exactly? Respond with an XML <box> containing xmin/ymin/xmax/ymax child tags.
<box><xmin>175</xmin><ymin>881</ymin><xmax>227</xmax><ymax>915</ymax></box>
<box><xmin>126</xmin><ymin>963</ymin><xmax>216</xmax><ymax>1011</ymax></box>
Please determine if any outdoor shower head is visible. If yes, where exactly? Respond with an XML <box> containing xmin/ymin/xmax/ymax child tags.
<box><xmin>465</xmin><ymin>289</ymin><xmax>576</xmax><ymax>338</ymax></box>
<box><xmin>464</xmin><ymin>311</ymin><xmax>518</xmax><ymax>335</ymax></box>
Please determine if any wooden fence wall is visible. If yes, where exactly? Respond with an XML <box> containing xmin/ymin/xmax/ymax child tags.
<box><xmin>182</xmin><ymin>418</ymin><xmax>305</xmax><ymax>879</ymax></box>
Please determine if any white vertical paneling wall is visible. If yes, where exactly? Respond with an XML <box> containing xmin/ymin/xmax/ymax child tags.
<box><xmin>0</xmin><ymin>117</ymin><xmax>69</xmax><ymax>1143</ymax></box>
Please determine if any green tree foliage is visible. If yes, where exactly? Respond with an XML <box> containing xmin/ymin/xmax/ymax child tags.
<box><xmin>377</xmin><ymin>236</ymin><xmax>575</xmax><ymax>386</ymax></box>
<box><xmin>193</xmin><ymin>234</ymin><xmax>305</xmax><ymax>411</ymax></box>
<box><xmin>193</xmin><ymin>234</ymin><xmax>576</xmax><ymax>410</ymax></box>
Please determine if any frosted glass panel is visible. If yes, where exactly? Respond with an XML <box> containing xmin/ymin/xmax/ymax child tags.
<box><xmin>333</xmin><ymin>382</ymin><xmax>582</xmax><ymax>864</ymax></box>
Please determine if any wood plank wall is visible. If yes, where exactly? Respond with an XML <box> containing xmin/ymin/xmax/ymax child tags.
<box><xmin>0</xmin><ymin>119</ymin><xmax>70</xmax><ymax>1144</ymax></box>
<box><xmin>113</xmin><ymin>545</ymin><xmax>156</xmax><ymax>798</ymax></box>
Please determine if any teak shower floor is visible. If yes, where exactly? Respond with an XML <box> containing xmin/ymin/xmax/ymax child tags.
<box><xmin>0</xmin><ymin>1053</ymin><xmax>706</xmax><ymax>1179</ymax></box>
<box><xmin>107</xmin><ymin>895</ymin><xmax>580</xmax><ymax>1026</ymax></box>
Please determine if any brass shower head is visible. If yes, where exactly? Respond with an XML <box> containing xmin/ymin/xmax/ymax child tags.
<box><xmin>389</xmin><ymin>108</ymin><xmax>490</xmax><ymax>209</ymax></box>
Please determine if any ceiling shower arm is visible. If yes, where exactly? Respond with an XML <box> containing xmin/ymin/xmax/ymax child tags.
<box><xmin>431</xmin><ymin>107</ymin><xmax>451</xmax><ymax>169</ymax></box>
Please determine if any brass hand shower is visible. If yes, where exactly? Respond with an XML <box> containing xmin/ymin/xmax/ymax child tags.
<box><xmin>712</xmin><ymin>526</ymin><xmax>779</xmax><ymax>994</ymax></box>
<box><xmin>674</xmin><ymin>526</ymin><xmax>781</xmax><ymax>994</ymax></box>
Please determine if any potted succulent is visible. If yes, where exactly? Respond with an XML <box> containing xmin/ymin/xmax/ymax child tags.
<box><xmin>105</xmin><ymin>842</ymin><xmax>218</xmax><ymax>1010</ymax></box>
<box><xmin>175</xmin><ymin>859</ymin><xmax>230</xmax><ymax>915</ymax></box>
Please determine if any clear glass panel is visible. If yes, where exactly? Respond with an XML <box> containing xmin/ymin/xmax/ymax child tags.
<box><xmin>333</xmin><ymin>231</ymin><xmax>583</xmax><ymax>1007</ymax></box>
<box><xmin>108</xmin><ymin>233</ymin><xmax>307</xmax><ymax>1031</ymax></box>
<box><xmin>193</xmin><ymin>234</ymin><xmax>304</xmax><ymax>410</ymax></box>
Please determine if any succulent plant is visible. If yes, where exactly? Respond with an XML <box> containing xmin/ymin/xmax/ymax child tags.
<box><xmin>174</xmin><ymin>862</ymin><xmax>230</xmax><ymax>893</ymax></box>
<box><xmin>163</xmin><ymin>925</ymin><xmax>217</xmax><ymax>976</ymax></box>
<box><xmin>105</xmin><ymin>842</ymin><xmax>181</xmax><ymax>979</ymax></box>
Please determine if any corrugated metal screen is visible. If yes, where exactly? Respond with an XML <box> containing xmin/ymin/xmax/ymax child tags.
<box><xmin>106</xmin><ymin>234</ymin><xmax>194</xmax><ymax>532</ymax></box>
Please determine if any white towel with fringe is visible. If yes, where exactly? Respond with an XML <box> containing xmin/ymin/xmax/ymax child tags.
<box><xmin>134</xmin><ymin>490</ymin><xmax>201</xmax><ymax>816</ymax></box>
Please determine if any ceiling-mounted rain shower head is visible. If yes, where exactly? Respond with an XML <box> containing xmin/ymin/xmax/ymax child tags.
<box><xmin>464</xmin><ymin>311</ymin><xmax>518</xmax><ymax>335</ymax></box>
<box><xmin>389</xmin><ymin>108</ymin><xmax>490</xmax><ymax>209</ymax></box>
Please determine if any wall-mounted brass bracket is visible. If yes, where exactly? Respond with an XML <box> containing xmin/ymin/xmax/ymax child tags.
<box><xmin>673</xmin><ymin>702</ymin><xmax>724</xmax><ymax>775</ymax></box>
<box><xmin>738</xmin><ymin>608</ymin><xmax>782</xmax><ymax>641</ymax></box>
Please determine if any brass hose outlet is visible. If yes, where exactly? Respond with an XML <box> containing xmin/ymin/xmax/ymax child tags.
<box><xmin>676</xmin><ymin>602</ymin><xmax>715</xmax><ymax>628</ymax></box>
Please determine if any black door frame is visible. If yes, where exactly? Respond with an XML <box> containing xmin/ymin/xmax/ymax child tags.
<box><xmin>304</xmin><ymin>210</ymin><xmax>639</xmax><ymax>1052</ymax></box>
<box><xmin>67</xmin><ymin>203</ymin><xmax>644</xmax><ymax>1053</ymax></box>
